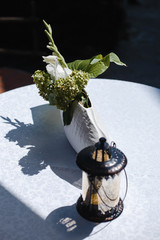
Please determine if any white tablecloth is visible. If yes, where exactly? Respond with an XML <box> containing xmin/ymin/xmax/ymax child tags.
<box><xmin>0</xmin><ymin>79</ymin><xmax>160</xmax><ymax>240</ymax></box>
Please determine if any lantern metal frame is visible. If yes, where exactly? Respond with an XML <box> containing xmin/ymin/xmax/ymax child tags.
<box><xmin>76</xmin><ymin>138</ymin><xmax>128</xmax><ymax>223</ymax></box>
<box><xmin>77</xmin><ymin>193</ymin><xmax>124</xmax><ymax>222</ymax></box>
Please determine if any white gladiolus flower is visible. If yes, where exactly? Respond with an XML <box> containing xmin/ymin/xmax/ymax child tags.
<box><xmin>43</xmin><ymin>55</ymin><xmax>72</xmax><ymax>80</ymax></box>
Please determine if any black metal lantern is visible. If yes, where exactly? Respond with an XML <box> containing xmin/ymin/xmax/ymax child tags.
<box><xmin>76</xmin><ymin>137</ymin><xmax>127</xmax><ymax>222</ymax></box>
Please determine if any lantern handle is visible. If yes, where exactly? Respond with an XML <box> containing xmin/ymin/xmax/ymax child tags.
<box><xmin>111</xmin><ymin>141</ymin><xmax>116</xmax><ymax>148</ymax></box>
<box><xmin>122</xmin><ymin>168</ymin><xmax>128</xmax><ymax>202</ymax></box>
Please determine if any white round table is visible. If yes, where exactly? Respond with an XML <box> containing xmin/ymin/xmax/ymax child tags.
<box><xmin>0</xmin><ymin>79</ymin><xmax>160</xmax><ymax>240</ymax></box>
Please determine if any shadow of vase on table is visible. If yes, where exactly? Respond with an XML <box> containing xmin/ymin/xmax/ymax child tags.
<box><xmin>1</xmin><ymin>105</ymin><xmax>112</xmax><ymax>239</ymax></box>
<box><xmin>1</xmin><ymin>104</ymin><xmax>81</xmax><ymax>189</ymax></box>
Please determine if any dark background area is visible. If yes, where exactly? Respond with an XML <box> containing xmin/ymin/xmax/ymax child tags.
<box><xmin>0</xmin><ymin>0</ymin><xmax>160</xmax><ymax>92</ymax></box>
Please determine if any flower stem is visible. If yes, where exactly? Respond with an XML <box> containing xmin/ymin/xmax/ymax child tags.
<box><xmin>43</xmin><ymin>20</ymin><xmax>68</xmax><ymax>69</ymax></box>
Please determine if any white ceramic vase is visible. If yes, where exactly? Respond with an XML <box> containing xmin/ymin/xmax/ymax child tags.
<box><xmin>60</xmin><ymin>102</ymin><xmax>110</xmax><ymax>153</ymax></box>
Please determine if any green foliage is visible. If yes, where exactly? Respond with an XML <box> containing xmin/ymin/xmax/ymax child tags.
<box><xmin>68</xmin><ymin>52</ymin><xmax>126</xmax><ymax>78</ymax></box>
<box><xmin>32</xmin><ymin>70</ymin><xmax>55</xmax><ymax>103</ymax></box>
<box><xmin>33</xmin><ymin>20</ymin><xmax>127</xmax><ymax>125</ymax></box>
<box><xmin>53</xmin><ymin>70</ymin><xmax>90</xmax><ymax>111</ymax></box>
<box><xmin>63</xmin><ymin>100</ymin><xmax>78</xmax><ymax>126</ymax></box>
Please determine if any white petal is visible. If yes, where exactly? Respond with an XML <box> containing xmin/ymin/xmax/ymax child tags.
<box><xmin>43</xmin><ymin>55</ymin><xmax>58</xmax><ymax>64</ymax></box>
<box><xmin>55</xmin><ymin>64</ymin><xmax>67</xmax><ymax>80</ymax></box>
<box><xmin>46</xmin><ymin>64</ymin><xmax>56</xmax><ymax>77</ymax></box>
<box><xmin>64</xmin><ymin>68</ymin><xmax>72</xmax><ymax>76</ymax></box>
<box><xmin>44</xmin><ymin>55</ymin><xmax>72</xmax><ymax>80</ymax></box>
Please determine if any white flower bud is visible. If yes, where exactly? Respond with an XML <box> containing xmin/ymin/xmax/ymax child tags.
<box><xmin>43</xmin><ymin>55</ymin><xmax>72</xmax><ymax>81</ymax></box>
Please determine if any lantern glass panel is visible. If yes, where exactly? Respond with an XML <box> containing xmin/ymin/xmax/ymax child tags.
<box><xmin>81</xmin><ymin>171</ymin><xmax>121</xmax><ymax>214</ymax></box>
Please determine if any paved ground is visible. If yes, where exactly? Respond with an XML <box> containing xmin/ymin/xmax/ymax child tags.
<box><xmin>102</xmin><ymin>0</ymin><xmax>160</xmax><ymax>88</ymax></box>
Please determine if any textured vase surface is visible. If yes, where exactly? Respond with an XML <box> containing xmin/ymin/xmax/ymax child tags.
<box><xmin>61</xmin><ymin>102</ymin><xmax>109</xmax><ymax>153</ymax></box>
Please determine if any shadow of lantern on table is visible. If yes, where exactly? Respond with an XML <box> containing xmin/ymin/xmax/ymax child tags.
<box><xmin>45</xmin><ymin>203</ymin><xmax>111</xmax><ymax>240</ymax></box>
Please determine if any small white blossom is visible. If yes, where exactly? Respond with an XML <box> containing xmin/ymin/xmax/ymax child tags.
<box><xmin>43</xmin><ymin>55</ymin><xmax>72</xmax><ymax>81</ymax></box>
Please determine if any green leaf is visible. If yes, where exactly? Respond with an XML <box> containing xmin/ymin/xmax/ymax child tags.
<box><xmin>67</xmin><ymin>59</ymin><xmax>91</xmax><ymax>72</ymax></box>
<box><xmin>109</xmin><ymin>52</ymin><xmax>127</xmax><ymax>66</ymax></box>
<box><xmin>63</xmin><ymin>100</ymin><xmax>78</xmax><ymax>126</ymax></box>
<box><xmin>90</xmin><ymin>54</ymin><xmax>103</xmax><ymax>64</ymax></box>
<box><xmin>86</xmin><ymin>59</ymin><xmax>110</xmax><ymax>78</ymax></box>
<box><xmin>80</xmin><ymin>95</ymin><xmax>91</xmax><ymax>108</ymax></box>
<box><xmin>67</xmin><ymin>53</ymin><xmax>126</xmax><ymax>78</ymax></box>
<box><xmin>67</xmin><ymin>54</ymin><xmax>102</xmax><ymax>72</ymax></box>
<box><xmin>48</xmin><ymin>93</ymin><xmax>55</xmax><ymax>105</ymax></box>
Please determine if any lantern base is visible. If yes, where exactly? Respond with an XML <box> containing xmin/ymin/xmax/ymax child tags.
<box><xmin>76</xmin><ymin>196</ymin><xmax>124</xmax><ymax>222</ymax></box>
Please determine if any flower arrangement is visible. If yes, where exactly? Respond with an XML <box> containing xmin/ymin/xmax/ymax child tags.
<box><xmin>32</xmin><ymin>20</ymin><xmax>126</xmax><ymax>125</ymax></box>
